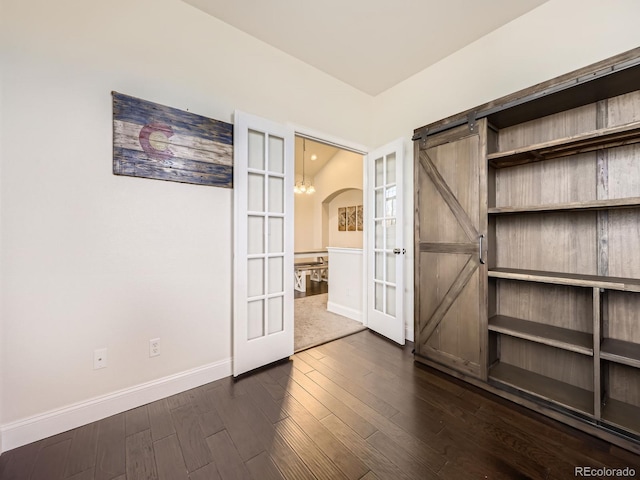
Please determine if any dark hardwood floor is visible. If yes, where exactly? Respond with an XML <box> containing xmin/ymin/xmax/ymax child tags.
<box><xmin>1</xmin><ymin>331</ymin><xmax>639</xmax><ymax>479</ymax></box>
<box><xmin>293</xmin><ymin>279</ymin><xmax>328</xmax><ymax>299</ymax></box>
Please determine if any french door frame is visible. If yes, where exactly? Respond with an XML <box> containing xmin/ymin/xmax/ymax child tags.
<box><xmin>233</xmin><ymin>120</ymin><xmax>411</xmax><ymax>375</ymax></box>
<box><xmin>290</xmin><ymin>126</ymin><xmax>411</xmax><ymax>344</ymax></box>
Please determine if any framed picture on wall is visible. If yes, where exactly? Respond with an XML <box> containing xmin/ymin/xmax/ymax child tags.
<box><xmin>347</xmin><ymin>206</ymin><xmax>356</xmax><ymax>231</ymax></box>
<box><xmin>356</xmin><ymin>205</ymin><xmax>363</xmax><ymax>231</ymax></box>
<box><xmin>338</xmin><ymin>207</ymin><xmax>346</xmax><ymax>231</ymax></box>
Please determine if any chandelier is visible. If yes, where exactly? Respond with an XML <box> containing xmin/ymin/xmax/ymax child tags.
<box><xmin>294</xmin><ymin>138</ymin><xmax>315</xmax><ymax>194</ymax></box>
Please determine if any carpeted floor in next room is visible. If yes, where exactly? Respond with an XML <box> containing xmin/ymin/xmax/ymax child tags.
<box><xmin>294</xmin><ymin>293</ymin><xmax>366</xmax><ymax>351</ymax></box>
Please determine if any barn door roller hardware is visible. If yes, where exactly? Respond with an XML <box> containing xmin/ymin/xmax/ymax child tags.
<box><xmin>467</xmin><ymin>111</ymin><xmax>477</xmax><ymax>132</ymax></box>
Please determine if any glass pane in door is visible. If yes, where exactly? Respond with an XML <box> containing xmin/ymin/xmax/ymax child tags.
<box><xmin>248</xmin><ymin>216</ymin><xmax>264</xmax><ymax>254</ymax></box>
<box><xmin>268</xmin><ymin>296</ymin><xmax>284</xmax><ymax>334</ymax></box>
<box><xmin>268</xmin><ymin>176</ymin><xmax>284</xmax><ymax>213</ymax></box>
<box><xmin>247</xmin><ymin>300</ymin><xmax>264</xmax><ymax>340</ymax></box>
<box><xmin>248</xmin><ymin>130</ymin><xmax>265</xmax><ymax>170</ymax></box>
<box><xmin>386</xmin><ymin>285</ymin><xmax>396</xmax><ymax>316</ymax></box>
<box><xmin>375</xmin><ymin>252</ymin><xmax>384</xmax><ymax>281</ymax></box>
<box><xmin>375</xmin><ymin>157</ymin><xmax>384</xmax><ymax>187</ymax></box>
<box><xmin>268</xmin><ymin>256</ymin><xmax>284</xmax><ymax>294</ymax></box>
<box><xmin>386</xmin><ymin>153</ymin><xmax>396</xmax><ymax>184</ymax></box>
<box><xmin>386</xmin><ymin>253</ymin><xmax>396</xmax><ymax>283</ymax></box>
<box><xmin>268</xmin><ymin>217</ymin><xmax>284</xmax><ymax>253</ymax></box>
<box><xmin>375</xmin><ymin>283</ymin><xmax>384</xmax><ymax>312</ymax></box>
<box><xmin>247</xmin><ymin>259</ymin><xmax>264</xmax><ymax>298</ymax></box>
<box><xmin>269</xmin><ymin>136</ymin><xmax>284</xmax><ymax>174</ymax></box>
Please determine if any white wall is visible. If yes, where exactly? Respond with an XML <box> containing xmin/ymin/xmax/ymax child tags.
<box><xmin>370</xmin><ymin>0</ymin><xmax>640</xmax><ymax>343</ymax></box>
<box><xmin>373</xmin><ymin>0</ymin><xmax>640</xmax><ymax>144</ymax></box>
<box><xmin>327</xmin><ymin>248</ymin><xmax>363</xmax><ymax>323</ymax></box>
<box><xmin>314</xmin><ymin>149</ymin><xmax>363</xmax><ymax>249</ymax></box>
<box><xmin>328</xmin><ymin>190</ymin><xmax>363</xmax><ymax>249</ymax></box>
<box><xmin>294</xmin><ymin>192</ymin><xmax>316</xmax><ymax>252</ymax></box>
<box><xmin>0</xmin><ymin>0</ymin><xmax>372</xmax><ymax>429</ymax></box>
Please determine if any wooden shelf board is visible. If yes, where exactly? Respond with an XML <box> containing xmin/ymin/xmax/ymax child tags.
<box><xmin>602</xmin><ymin>398</ymin><xmax>640</xmax><ymax>435</ymax></box>
<box><xmin>489</xmin><ymin>268</ymin><xmax>640</xmax><ymax>293</ymax></box>
<box><xmin>601</xmin><ymin>338</ymin><xmax>640</xmax><ymax>369</ymax></box>
<box><xmin>489</xmin><ymin>315</ymin><xmax>593</xmax><ymax>356</ymax></box>
<box><xmin>488</xmin><ymin>120</ymin><xmax>640</xmax><ymax>168</ymax></box>
<box><xmin>489</xmin><ymin>362</ymin><xmax>594</xmax><ymax>415</ymax></box>
<box><xmin>489</xmin><ymin>197</ymin><xmax>640</xmax><ymax>215</ymax></box>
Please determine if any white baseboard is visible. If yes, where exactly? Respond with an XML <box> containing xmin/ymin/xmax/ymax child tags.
<box><xmin>0</xmin><ymin>358</ymin><xmax>232</xmax><ymax>454</ymax></box>
<box><xmin>327</xmin><ymin>301</ymin><xmax>362</xmax><ymax>323</ymax></box>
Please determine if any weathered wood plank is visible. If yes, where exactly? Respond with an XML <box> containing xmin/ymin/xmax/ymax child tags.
<box><xmin>489</xmin><ymin>196</ymin><xmax>640</xmax><ymax>214</ymax></box>
<box><xmin>125</xmin><ymin>406</ymin><xmax>150</xmax><ymax>437</ymax></box>
<box><xmin>63</xmin><ymin>422</ymin><xmax>99</xmax><ymax>477</ymax></box>
<box><xmin>488</xmin><ymin>120</ymin><xmax>640</xmax><ymax>167</ymax></box>
<box><xmin>283</xmin><ymin>396</ymin><xmax>369</xmax><ymax>480</ymax></box>
<box><xmin>170</xmin><ymin>405</ymin><xmax>212</xmax><ymax>472</ymax></box>
<box><xmin>65</xmin><ymin>467</ymin><xmax>96</xmax><ymax>480</ymax></box>
<box><xmin>419</xmin><ymin>242</ymin><xmax>477</xmax><ymax>254</ymax></box>
<box><xmin>320</xmin><ymin>414</ymin><xmax>413</xmax><ymax>480</ymax></box>
<box><xmin>488</xmin><ymin>267</ymin><xmax>640</xmax><ymax>292</ymax></box>
<box><xmin>31</xmin><ymin>439</ymin><xmax>71</xmax><ymax>480</ymax></box>
<box><xmin>154</xmin><ymin>434</ymin><xmax>188</xmax><ymax>480</ymax></box>
<box><xmin>418</xmin><ymin>150</ymin><xmax>479</xmax><ymax>241</ymax></box>
<box><xmin>209</xmin><ymin>388</ymin><xmax>266</xmax><ymax>462</ymax></box>
<box><xmin>275</xmin><ymin>416</ymin><xmax>349</xmax><ymax>480</ymax></box>
<box><xmin>244</xmin><ymin>451</ymin><xmax>285</xmax><ymax>480</ymax></box>
<box><xmin>205</xmin><ymin>430</ymin><xmax>252</xmax><ymax>480</ymax></box>
<box><xmin>188</xmin><ymin>463</ymin><xmax>221</xmax><ymax>480</ymax></box>
<box><xmin>95</xmin><ymin>413</ymin><xmax>126</xmax><ymax>480</ymax></box>
<box><xmin>112</xmin><ymin>92</ymin><xmax>233</xmax><ymax>188</ymax></box>
<box><xmin>419</xmin><ymin>255</ymin><xmax>479</xmax><ymax>340</ymax></box>
<box><xmin>114</xmin><ymin>120</ymin><xmax>232</xmax><ymax>165</ymax></box>
<box><xmin>125</xmin><ymin>430</ymin><xmax>158</xmax><ymax>480</ymax></box>
<box><xmin>113</xmin><ymin>148</ymin><xmax>232</xmax><ymax>187</ymax></box>
<box><xmin>148</xmin><ymin>399</ymin><xmax>176</xmax><ymax>442</ymax></box>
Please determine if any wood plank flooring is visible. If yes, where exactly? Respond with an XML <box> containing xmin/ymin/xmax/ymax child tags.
<box><xmin>293</xmin><ymin>279</ymin><xmax>328</xmax><ymax>299</ymax></box>
<box><xmin>1</xmin><ymin>330</ymin><xmax>639</xmax><ymax>479</ymax></box>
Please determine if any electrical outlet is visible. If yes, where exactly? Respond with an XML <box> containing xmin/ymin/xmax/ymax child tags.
<box><xmin>94</xmin><ymin>348</ymin><xmax>107</xmax><ymax>370</ymax></box>
<box><xmin>149</xmin><ymin>338</ymin><xmax>160</xmax><ymax>357</ymax></box>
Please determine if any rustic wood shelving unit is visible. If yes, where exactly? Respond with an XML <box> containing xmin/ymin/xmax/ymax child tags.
<box><xmin>414</xmin><ymin>47</ymin><xmax>640</xmax><ymax>454</ymax></box>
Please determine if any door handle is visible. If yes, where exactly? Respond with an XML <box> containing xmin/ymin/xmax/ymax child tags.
<box><xmin>479</xmin><ymin>234</ymin><xmax>485</xmax><ymax>265</ymax></box>
<box><xmin>393</xmin><ymin>248</ymin><xmax>406</xmax><ymax>255</ymax></box>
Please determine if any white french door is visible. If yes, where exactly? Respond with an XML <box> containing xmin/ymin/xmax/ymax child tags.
<box><xmin>233</xmin><ymin>111</ymin><xmax>294</xmax><ymax>377</ymax></box>
<box><xmin>366</xmin><ymin>139</ymin><xmax>405</xmax><ymax>345</ymax></box>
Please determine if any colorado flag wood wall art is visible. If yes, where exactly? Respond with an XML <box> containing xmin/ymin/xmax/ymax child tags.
<box><xmin>112</xmin><ymin>92</ymin><xmax>233</xmax><ymax>187</ymax></box>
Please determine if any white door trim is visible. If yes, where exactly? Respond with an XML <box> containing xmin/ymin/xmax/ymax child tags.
<box><xmin>288</xmin><ymin>124</ymin><xmax>369</xmax><ymax>155</ymax></box>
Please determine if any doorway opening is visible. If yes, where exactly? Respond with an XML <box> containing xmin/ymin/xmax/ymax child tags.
<box><xmin>293</xmin><ymin>135</ymin><xmax>367</xmax><ymax>351</ymax></box>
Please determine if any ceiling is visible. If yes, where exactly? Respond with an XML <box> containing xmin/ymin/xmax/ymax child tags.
<box><xmin>295</xmin><ymin>137</ymin><xmax>339</xmax><ymax>180</ymax></box>
<box><xmin>183</xmin><ymin>0</ymin><xmax>548</xmax><ymax>95</ymax></box>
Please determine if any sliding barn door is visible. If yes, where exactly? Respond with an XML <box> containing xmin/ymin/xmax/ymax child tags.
<box><xmin>415</xmin><ymin>119</ymin><xmax>488</xmax><ymax>379</ymax></box>
<box><xmin>233</xmin><ymin>111</ymin><xmax>294</xmax><ymax>377</ymax></box>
